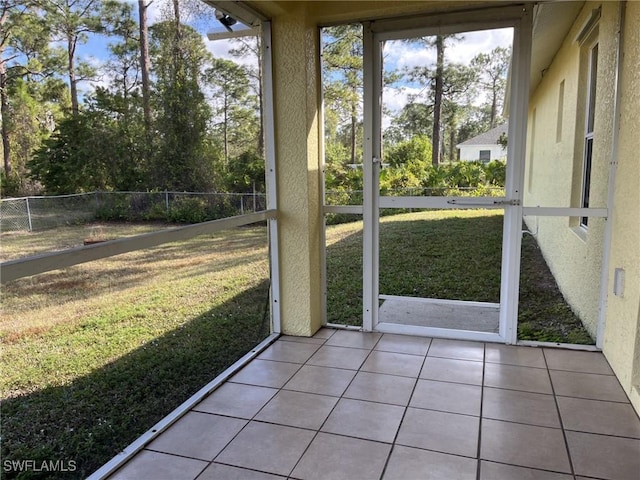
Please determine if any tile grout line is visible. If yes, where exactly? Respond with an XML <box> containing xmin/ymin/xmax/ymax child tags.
<box><xmin>205</xmin><ymin>333</ymin><xmax>330</xmax><ymax>479</ymax></box>
<box><xmin>378</xmin><ymin>336</ymin><xmax>433</xmax><ymax>480</ymax></box>
<box><xmin>542</xmin><ymin>348</ymin><xmax>578</xmax><ymax>480</ymax></box>
<box><xmin>204</xmin><ymin>378</ymin><xmax>296</xmax><ymax>476</ymax></box>
<box><xmin>284</xmin><ymin>331</ymin><xmax>383</xmax><ymax>478</ymax></box>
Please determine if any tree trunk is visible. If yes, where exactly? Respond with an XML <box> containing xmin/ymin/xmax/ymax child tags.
<box><xmin>173</xmin><ymin>0</ymin><xmax>181</xmax><ymax>38</ymax></box>
<box><xmin>431</xmin><ymin>35</ymin><xmax>444</xmax><ymax>167</ymax></box>
<box><xmin>68</xmin><ymin>35</ymin><xmax>79</xmax><ymax>115</ymax></box>
<box><xmin>0</xmin><ymin>6</ymin><xmax>10</xmax><ymax>174</ymax></box>
<box><xmin>350</xmin><ymin>102</ymin><xmax>357</xmax><ymax>164</ymax></box>
<box><xmin>490</xmin><ymin>81</ymin><xmax>498</xmax><ymax>128</ymax></box>
<box><xmin>138</xmin><ymin>0</ymin><xmax>151</xmax><ymax>130</ymax></box>
<box><xmin>256</xmin><ymin>42</ymin><xmax>264</xmax><ymax>157</ymax></box>
<box><xmin>0</xmin><ymin>64</ymin><xmax>10</xmax><ymax>175</ymax></box>
<box><xmin>223</xmin><ymin>98</ymin><xmax>228</xmax><ymax>166</ymax></box>
<box><xmin>449</xmin><ymin>126</ymin><xmax>456</xmax><ymax>162</ymax></box>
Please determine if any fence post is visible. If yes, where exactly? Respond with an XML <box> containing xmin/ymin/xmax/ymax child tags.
<box><xmin>240</xmin><ymin>195</ymin><xmax>244</xmax><ymax>215</ymax></box>
<box><xmin>165</xmin><ymin>191</ymin><xmax>170</xmax><ymax>215</ymax></box>
<box><xmin>25</xmin><ymin>197</ymin><xmax>33</xmax><ymax>231</ymax></box>
<box><xmin>252</xmin><ymin>181</ymin><xmax>257</xmax><ymax>212</ymax></box>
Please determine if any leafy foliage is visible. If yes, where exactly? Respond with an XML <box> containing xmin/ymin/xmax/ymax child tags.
<box><xmin>2</xmin><ymin>1</ymin><xmax>265</xmax><ymax>198</ymax></box>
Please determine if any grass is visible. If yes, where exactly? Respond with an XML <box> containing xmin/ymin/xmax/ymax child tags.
<box><xmin>326</xmin><ymin>210</ymin><xmax>593</xmax><ymax>344</ymax></box>
<box><xmin>1</xmin><ymin>223</ymin><xmax>271</xmax><ymax>479</ymax></box>
<box><xmin>1</xmin><ymin>212</ymin><xmax>593</xmax><ymax>478</ymax></box>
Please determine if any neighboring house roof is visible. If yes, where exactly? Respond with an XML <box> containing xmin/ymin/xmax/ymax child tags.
<box><xmin>457</xmin><ymin>122</ymin><xmax>508</xmax><ymax>148</ymax></box>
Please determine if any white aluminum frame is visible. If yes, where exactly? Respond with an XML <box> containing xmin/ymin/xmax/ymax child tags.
<box><xmin>262</xmin><ymin>20</ymin><xmax>282</xmax><ymax>334</ymax></box>
<box><xmin>362</xmin><ymin>6</ymin><xmax>533</xmax><ymax>343</ymax></box>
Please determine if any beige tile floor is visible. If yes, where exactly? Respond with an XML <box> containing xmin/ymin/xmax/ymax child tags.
<box><xmin>108</xmin><ymin>329</ymin><xmax>640</xmax><ymax>480</ymax></box>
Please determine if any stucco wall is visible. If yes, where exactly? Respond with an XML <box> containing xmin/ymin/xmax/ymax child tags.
<box><xmin>523</xmin><ymin>2</ymin><xmax>618</xmax><ymax>338</ymax></box>
<box><xmin>271</xmin><ymin>5</ymin><xmax>324</xmax><ymax>336</ymax></box>
<box><xmin>602</xmin><ymin>1</ymin><xmax>640</xmax><ymax>413</ymax></box>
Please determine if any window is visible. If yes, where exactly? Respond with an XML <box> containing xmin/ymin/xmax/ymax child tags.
<box><xmin>580</xmin><ymin>43</ymin><xmax>598</xmax><ymax>228</ymax></box>
<box><xmin>479</xmin><ymin>150</ymin><xmax>491</xmax><ymax>162</ymax></box>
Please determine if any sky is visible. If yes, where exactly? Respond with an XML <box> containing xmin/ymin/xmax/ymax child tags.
<box><xmin>381</xmin><ymin>27</ymin><xmax>514</xmax><ymax>119</ymax></box>
<box><xmin>74</xmin><ymin>2</ymin><xmax>512</xmax><ymax>129</ymax></box>
<box><xmin>76</xmin><ymin>0</ymin><xmax>250</xmax><ymax>95</ymax></box>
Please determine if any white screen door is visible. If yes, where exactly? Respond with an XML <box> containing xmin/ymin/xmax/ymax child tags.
<box><xmin>362</xmin><ymin>6</ymin><xmax>532</xmax><ymax>343</ymax></box>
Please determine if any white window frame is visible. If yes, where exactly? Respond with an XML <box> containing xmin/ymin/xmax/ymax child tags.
<box><xmin>580</xmin><ymin>41</ymin><xmax>598</xmax><ymax>229</ymax></box>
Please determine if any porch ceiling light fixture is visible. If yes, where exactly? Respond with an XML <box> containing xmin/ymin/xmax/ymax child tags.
<box><xmin>215</xmin><ymin>9</ymin><xmax>238</xmax><ymax>32</ymax></box>
<box><xmin>202</xmin><ymin>0</ymin><xmax>266</xmax><ymax>41</ymax></box>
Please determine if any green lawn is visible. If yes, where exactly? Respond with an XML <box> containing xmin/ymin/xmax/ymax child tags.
<box><xmin>326</xmin><ymin>210</ymin><xmax>593</xmax><ymax>344</ymax></box>
<box><xmin>1</xmin><ymin>224</ymin><xmax>271</xmax><ymax>479</ymax></box>
<box><xmin>0</xmin><ymin>212</ymin><xmax>592</xmax><ymax>478</ymax></box>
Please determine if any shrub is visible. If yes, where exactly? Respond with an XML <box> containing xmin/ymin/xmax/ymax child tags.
<box><xmin>168</xmin><ymin>197</ymin><xmax>209</xmax><ymax>223</ymax></box>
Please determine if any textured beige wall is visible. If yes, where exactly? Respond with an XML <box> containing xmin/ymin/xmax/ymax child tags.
<box><xmin>602</xmin><ymin>1</ymin><xmax>640</xmax><ymax>413</ymax></box>
<box><xmin>271</xmin><ymin>5</ymin><xmax>323</xmax><ymax>336</ymax></box>
<box><xmin>523</xmin><ymin>2</ymin><xmax>618</xmax><ymax>337</ymax></box>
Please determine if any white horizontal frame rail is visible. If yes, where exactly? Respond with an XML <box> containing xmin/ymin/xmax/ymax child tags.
<box><xmin>522</xmin><ymin>207</ymin><xmax>607</xmax><ymax>217</ymax></box>
<box><xmin>375</xmin><ymin>322</ymin><xmax>504</xmax><ymax>343</ymax></box>
<box><xmin>323</xmin><ymin>205</ymin><xmax>364</xmax><ymax>215</ymax></box>
<box><xmin>379</xmin><ymin>196</ymin><xmax>509</xmax><ymax>209</ymax></box>
<box><xmin>1</xmin><ymin>210</ymin><xmax>276</xmax><ymax>284</ymax></box>
<box><xmin>370</xmin><ymin>4</ymin><xmax>528</xmax><ymax>37</ymax></box>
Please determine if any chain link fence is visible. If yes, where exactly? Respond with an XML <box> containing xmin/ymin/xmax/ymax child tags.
<box><xmin>0</xmin><ymin>191</ymin><xmax>267</xmax><ymax>232</ymax></box>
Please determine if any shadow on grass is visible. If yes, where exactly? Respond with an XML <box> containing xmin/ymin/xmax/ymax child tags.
<box><xmin>326</xmin><ymin>213</ymin><xmax>593</xmax><ymax>344</ymax></box>
<box><xmin>1</xmin><ymin>280</ymin><xmax>271</xmax><ymax>480</ymax></box>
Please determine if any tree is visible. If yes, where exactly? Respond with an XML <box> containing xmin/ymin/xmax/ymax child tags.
<box><xmin>385</xmin><ymin>102</ymin><xmax>433</xmax><ymax>146</ymax></box>
<box><xmin>1</xmin><ymin>2</ymin><xmax>68</xmax><ymax>194</ymax></box>
<box><xmin>138</xmin><ymin>0</ymin><xmax>151</xmax><ymax>131</ymax></box>
<box><xmin>206</xmin><ymin>58</ymin><xmax>256</xmax><ymax>167</ymax></box>
<box><xmin>406</xmin><ymin>34</ymin><xmax>465</xmax><ymax>166</ymax></box>
<box><xmin>322</xmin><ymin>25</ymin><xmax>363</xmax><ymax>166</ymax></box>
<box><xmin>29</xmin><ymin>107</ymin><xmax>113</xmax><ymax>193</ymax></box>
<box><xmin>97</xmin><ymin>2</ymin><xmax>148</xmax><ymax>190</ymax></box>
<box><xmin>432</xmin><ymin>35</ymin><xmax>444</xmax><ymax>167</ymax></box>
<box><xmin>150</xmin><ymin>15</ymin><xmax>213</xmax><ymax>191</ymax></box>
<box><xmin>404</xmin><ymin>34</ymin><xmax>482</xmax><ymax>165</ymax></box>
<box><xmin>229</xmin><ymin>36</ymin><xmax>264</xmax><ymax>156</ymax></box>
<box><xmin>37</xmin><ymin>0</ymin><xmax>106</xmax><ymax>116</ymax></box>
<box><xmin>104</xmin><ymin>2</ymin><xmax>140</xmax><ymax>109</ymax></box>
<box><xmin>1</xmin><ymin>1</ymin><xmax>46</xmax><ymax>176</ymax></box>
<box><xmin>471</xmin><ymin>46</ymin><xmax>510</xmax><ymax>128</ymax></box>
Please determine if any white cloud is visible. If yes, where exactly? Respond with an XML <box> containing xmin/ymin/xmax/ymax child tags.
<box><xmin>447</xmin><ymin>28</ymin><xmax>513</xmax><ymax>64</ymax></box>
<box><xmin>385</xmin><ymin>41</ymin><xmax>436</xmax><ymax>71</ymax></box>
<box><xmin>381</xmin><ymin>85</ymin><xmax>424</xmax><ymax>128</ymax></box>
<box><xmin>202</xmin><ymin>36</ymin><xmax>259</xmax><ymax>68</ymax></box>
<box><xmin>383</xmin><ymin>27</ymin><xmax>513</xmax><ymax>73</ymax></box>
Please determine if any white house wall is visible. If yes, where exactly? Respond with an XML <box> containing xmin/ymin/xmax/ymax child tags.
<box><xmin>459</xmin><ymin>144</ymin><xmax>507</xmax><ymax>162</ymax></box>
